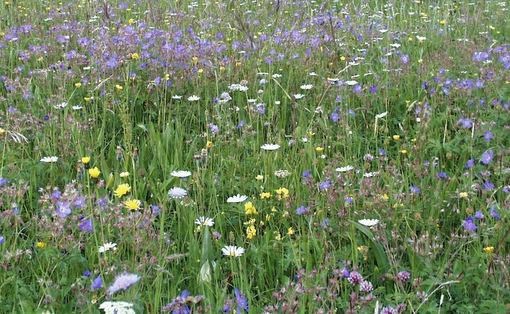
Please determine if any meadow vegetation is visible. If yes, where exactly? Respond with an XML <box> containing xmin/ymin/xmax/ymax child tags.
<box><xmin>0</xmin><ymin>0</ymin><xmax>509</xmax><ymax>312</ymax></box>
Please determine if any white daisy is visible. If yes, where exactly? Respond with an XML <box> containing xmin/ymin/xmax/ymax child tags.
<box><xmin>171</xmin><ymin>170</ymin><xmax>192</xmax><ymax>178</ymax></box>
<box><xmin>294</xmin><ymin>94</ymin><xmax>305</xmax><ymax>99</ymax></box>
<box><xmin>300</xmin><ymin>84</ymin><xmax>313</xmax><ymax>90</ymax></box>
<box><xmin>358</xmin><ymin>219</ymin><xmax>379</xmax><ymax>227</ymax></box>
<box><xmin>272</xmin><ymin>73</ymin><xmax>282</xmax><ymax>78</ymax></box>
<box><xmin>375</xmin><ymin>111</ymin><xmax>388</xmax><ymax>119</ymax></box>
<box><xmin>40</xmin><ymin>156</ymin><xmax>59</xmax><ymax>163</ymax></box>
<box><xmin>172</xmin><ymin>95</ymin><xmax>183</xmax><ymax>100</ymax></box>
<box><xmin>98</xmin><ymin>242</ymin><xmax>117</xmax><ymax>253</ymax></box>
<box><xmin>53</xmin><ymin>102</ymin><xmax>68</xmax><ymax>109</ymax></box>
<box><xmin>227</xmin><ymin>194</ymin><xmax>248</xmax><ymax>203</ymax></box>
<box><xmin>336</xmin><ymin>165</ymin><xmax>354</xmax><ymax>172</ymax></box>
<box><xmin>260</xmin><ymin>144</ymin><xmax>281</xmax><ymax>151</ymax></box>
<box><xmin>187</xmin><ymin>95</ymin><xmax>200</xmax><ymax>101</ymax></box>
<box><xmin>195</xmin><ymin>216</ymin><xmax>215</xmax><ymax>226</ymax></box>
<box><xmin>345</xmin><ymin>80</ymin><xmax>358</xmax><ymax>86</ymax></box>
<box><xmin>221</xmin><ymin>245</ymin><xmax>245</xmax><ymax>257</ymax></box>
<box><xmin>168</xmin><ymin>187</ymin><xmax>188</xmax><ymax>199</ymax></box>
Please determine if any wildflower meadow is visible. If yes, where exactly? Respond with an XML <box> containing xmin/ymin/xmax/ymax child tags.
<box><xmin>0</xmin><ymin>0</ymin><xmax>510</xmax><ymax>312</ymax></box>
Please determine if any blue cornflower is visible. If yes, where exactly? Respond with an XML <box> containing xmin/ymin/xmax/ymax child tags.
<box><xmin>0</xmin><ymin>235</ymin><xmax>4</xmax><ymax>245</ymax></box>
<box><xmin>236</xmin><ymin>120</ymin><xmax>245</xmax><ymax>129</ymax></box>
<box><xmin>302</xmin><ymin>169</ymin><xmax>311</xmax><ymax>178</ymax></box>
<box><xmin>83</xmin><ymin>270</ymin><xmax>91</xmax><ymax>277</ymax></box>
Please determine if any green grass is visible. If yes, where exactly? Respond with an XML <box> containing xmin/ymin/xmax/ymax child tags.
<box><xmin>0</xmin><ymin>0</ymin><xmax>509</xmax><ymax>312</ymax></box>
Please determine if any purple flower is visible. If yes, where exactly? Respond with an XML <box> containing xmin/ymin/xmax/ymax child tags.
<box><xmin>359</xmin><ymin>280</ymin><xmax>373</xmax><ymax>293</ymax></box>
<box><xmin>474</xmin><ymin>211</ymin><xmax>484</xmax><ymax>219</ymax></box>
<box><xmin>483</xmin><ymin>181</ymin><xmax>494</xmax><ymax>190</ymax></box>
<box><xmin>91</xmin><ymin>275</ymin><xmax>103</xmax><ymax>289</ymax></box>
<box><xmin>302</xmin><ymin>169</ymin><xmax>311</xmax><ymax>178</ymax></box>
<box><xmin>107</xmin><ymin>273</ymin><xmax>141</xmax><ymax>295</ymax></box>
<box><xmin>378</xmin><ymin>148</ymin><xmax>387</xmax><ymax>156</ymax></box>
<box><xmin>370</xmin><ymin>85</ymin><xmax>378</xmax><ymax>93</ymax></box>
<box><xmin>83</xmin><ymin>270</ymin><xmax>91</xmax><ymax>277</ymax></box>
<box><xmin>400</xmin><ymin>54</ymin><xmax>410</xmax><ymax>63</ymax></box>
<box><xmin>236</xmin><ymin>120</ymin><xmax>245</xmax><ymax>129</ymax></box>
<box><xmin>330</xmin><ymin>111</ymin><xmax>340</xmax><ymax>122</ymax></box>
<box><xmin>0</xmin><ymin>235</ymin><xmax>4</xmax><ymax>245</ymax></box>
<box><xmin>464</xmin><ymin>158</ymin><xmax>475</xmax><ymax>169</ymax></box>
<box><xmin>397</xmin><ymin>271</ymin><xmax>410</xmax><ymax>282</ymax></box>
<box><xmin>381</xmin><ymin>306</ymin><xmax>397</xmax><ymax>314</ymax></box>
<box><xmin>409</xmin><ymin>185</ymin><xmax>421</xmax><ymax>194</ymax></box>
<box><xmin>0</xmin><ymin>177</ymin><xmax>9</xmax><ymax>188</ymax></box>
<box><xmin>321</xmin><ymin>218</ymin><xmax>330</xmax><ymax>228</ymax></box>
<box><xmin>348</xmin><ymin>271</ymin><xmax>363</xmax><ymax>285</ymax></box>
<box><xmin>79</xmin><ymin>219</ymin><xmax>94</xmax><ymax>233</ymax></box>
<box><xmin>319</xmin><ymin>180</ymin><xmax>331</xmax><ymax>190</ymax></box>
<box><xmin>483</xmin><ymin>131</ymin><xmax>493</xmax><ymax>142</ymax></box>
<box><xmin>51</xmin><ymin>190</ymin><xmax>62</xmax><ymax>200</ymax></box>
<box><xmin>56</xmin><ymin>201</ymin><xmax>71</xmax><ymax>218</ymax></box>
<box><xmin>353</xmin><ymin>84</ymin><xmax>362</xmax><ymax>93</ymax></box>
<box><xmin>73</xmin><ymin>197</ymin><xmax>86</xmax><ymax>209</ymax></box>
<box><xmin>162</xmin><ymin>290</ymin><xmax>192</xmax><ymax>313</ymax></box>
<box><xmin>151</xmin><ymin>204</ymin><xmax>161</xmax><ymax>215</ymax></box>
<box><xmin>296</xmin><ymin>206</ymin><xmax>308</xmax><ymax>215</ymax></box>
<box><xmin>463</xmin><ymin>216</ymin><xmax>478</xmax><ymax>232</ymax></box>
<box><xmin>341</xmin><ymin>266</ymin><xmax>350</xmax><ymax>278</ymax></box>
<box><xmin>437</xmin><ymin>172</ymin><xmax>447</xmax><ymax>179</ymax></box>
<box><xmin>348</xmin><ymin>109</ymin><xmax>355</xmax><ymax>116</ymax></box>
<box><xmin>458</xmin><ymin>117</ymin><xmax>473</xmax><ymax>129</ymax></box>
<box><xmin>235</xmin><ymin>288</ymin><xmax>248</xmax><ymax>313</ymax></box>
<box><xmin>480</xmin><ymin>150</ymin><xmax>494</xmax><ymax>165</ymax></box>
<box><xmin>490</xmin><ymin>206</ymin><xmax>501</xmax><ymax>220</ymax></box>
<box><xmin>473</xmin><ymin>51</ymin><xmax>490</xmax><ymax>61</ymax></box>
<box><xmin>209</xmin><ymin>123</ymin><xmax>219</xmax><ymax>133</ymax></box>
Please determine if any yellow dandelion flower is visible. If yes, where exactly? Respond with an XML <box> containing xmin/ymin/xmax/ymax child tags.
<box><xmin>483</xmin><ymin>246</ymin><xmax>494</xmax><ymax>253</ymax></box>
<box><xmin>131</xmin><ymin>52</ymin><xmax>139</xmax><ymax>59</ymax></box>
<box><xmin>75</xmin><ymin>82</ymin><xmax>82</xmax><ymax>88</ymax></box>
<box><xmin>81</xmin><ymin>156</ymin><xmax>90</xmax><ymax>164</ymax></box>
<box><xmin>88</xmin><ymin>167</ymin><xmax>100</xmax><ymax>178</ymax></box>
<box><xmin>459</xmin><ymin>192</ymin><xmax>469</xmax><ymax>198</ymax></box>
<box><xmin>114</xmin><ymin>184</ymin><xmax>131</xmax><ymax>197</ymax></box>
<box><xmin>115</xmin><ymin>85</ymin><xmax>123</xmax><ymax>90</ymax></box>
<box><xmin>125</xmin><ymin>199</ymin><xmax>141</xmax><ymax>210</ymax></box>
<box><xmin>393</xmin><ymin>135</ymin><xmax>400</xmax><ymax>140</ymax></box>
<box><xmin>206</xmin><ymin>141</ymin><xmax>213</xmax><ymax>148</ymax></box>
<box><xmin>0</xmin><ymin>127</ymin><xmax>5</xmax><ymax>135</ymax></box>
<box><xmin>287</xmin><ymin>227</ymin><xmax>294</xmax><ymax>235</ymax></box>
<box><xmin>315</xmin><ymin>147</ymin><xmax>324</xmax><ymax>152</ymax></box>
<box><xmin>400</xmin><ymin>149</ymin><xmax>407</xmax><ymax>154</ymax></box>
<box><xmin>37</xmin><ymin>242</ymin><xmax>47</xmax><ymax>248</ymax></box>
<box><xmin>255</xmin><ymin>175</ymin><xmax>264</xmax><ymax>181</ymax></box>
